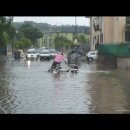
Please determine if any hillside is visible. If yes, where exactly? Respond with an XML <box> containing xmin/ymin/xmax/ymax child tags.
<box><xmin>13</xmin><ymin>21</ymin><xmax>90</xmax><ymax>34</ymax></box>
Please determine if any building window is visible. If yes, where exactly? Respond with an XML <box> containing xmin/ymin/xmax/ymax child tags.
<box><xmin>102</xmin><ymin>33</ymin><xmax>103</xmax><ymax>43</ymax></box>
<box><xmin>95</xmin><ymin>36</ymin><xmax>96</xmax><ymax>44</ymax></box>
<box><xmin>97</xmin><ymin>35</ymin><xmax>99</xmax><ymax>44</ymax></box>
<box><xmin>100</xmin><ymin>33</ymin><xmax>103</xmax><ymax>43</ymax></box>
<box><xmin>100</xmin><ymin>34</ymin><xmax>102</xmax><ymax>43</ymax></box>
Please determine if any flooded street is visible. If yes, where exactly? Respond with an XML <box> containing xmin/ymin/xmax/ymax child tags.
<box><xmin>0</xmin><ymin>56</ymin><xmax>130</xmax><ymax>114</ymax></box>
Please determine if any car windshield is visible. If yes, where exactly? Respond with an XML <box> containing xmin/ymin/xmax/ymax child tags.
<box><xmin>50</xmin><ymin>50</ymin><xmax>57</xmax><ymax>53</ymax></box>
<box><xmin>36</xmin><ymin>50</ymin><xmax>41</xmax><ymax>53</ymax></box>
<box><xmin>41</xmin><ymin>51</ymin><xmax>49</xmax><ymax>54</ymax></box>
<box><xmin>27</xmin><ymin>51</ymin><xmax>36</xmax><ymax>54</ymax></box>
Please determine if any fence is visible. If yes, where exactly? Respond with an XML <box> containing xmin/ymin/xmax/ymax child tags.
<box><xmin>98</xmin><ymin>42</ymin><xmax>130</xmax><ymax>55</ymax></box>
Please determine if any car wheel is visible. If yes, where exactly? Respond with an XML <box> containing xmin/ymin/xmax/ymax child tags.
<box><xmin>48</xmin><ymin>57</ymin><xmax>50</xmax><ymax>60</ymax></box>
<box><xmin>88</xmin><ymin>57</ymin><xmax>93</xmax><ymax>62</ymax></box>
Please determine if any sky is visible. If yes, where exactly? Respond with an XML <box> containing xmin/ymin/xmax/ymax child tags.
<box><xmin>13</xmin><ymin>16</ymin><xmax>90</xmax><ymax>26</ymax></box>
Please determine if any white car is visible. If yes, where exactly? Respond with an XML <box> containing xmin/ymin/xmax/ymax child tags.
<box><xmin>39</xmin><ymin>50</ymin><xmax>51</xmax><ymax>60</ymax></box>
<box><xmin>26</xmin><ymin>50</ymin><xmax>38</xmax><ymax>60</ymax></box>
<box><xmin>86</xmin><ymin>51</ymin><xmax>98</xmax><ymax>61</ymax></box>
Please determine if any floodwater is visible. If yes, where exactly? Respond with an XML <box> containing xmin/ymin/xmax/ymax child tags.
<box><xmin>0</xmin><ymin>57</ymin><xmax>130</xmax><ymax>114</ymax></box>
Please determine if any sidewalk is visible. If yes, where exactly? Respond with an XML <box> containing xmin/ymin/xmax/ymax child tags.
<box><xmin>0</xmin><ymin>52</ymin><xmax>12</xmax><ymax>59</ymax></box>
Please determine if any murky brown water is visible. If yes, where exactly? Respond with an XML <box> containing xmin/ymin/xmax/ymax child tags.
<box><xmin>0</xmin><ymin>57</ymin><xmax>130</xmax><ymax>114</ymax></box>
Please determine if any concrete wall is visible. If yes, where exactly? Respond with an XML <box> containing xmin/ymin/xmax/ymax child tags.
<box><xmin>117</xmin><ymin>56</ymin><xmax>130</xmax><ymax>70</ymax></box>
<box><xmin>97</xmin><ymin>55</ymin><xmax>116</xmax><ymax>68</ymax></box>
<box><xmin>97</xmin><ymin>55</ymin><xmax>130</xmax><ymax>70</ymax></box>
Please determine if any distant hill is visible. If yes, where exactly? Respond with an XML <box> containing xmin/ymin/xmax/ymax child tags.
<box><xmin>13</xmin><ymin>21</ymin><xmax>90</xmax><ymax>34</ymax></box>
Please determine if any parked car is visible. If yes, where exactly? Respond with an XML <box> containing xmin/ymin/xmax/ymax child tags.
<box><xmin>86</xmin><ymin>50</ymin><xmax>98</xmax><ymax>61</ymax></box>
<box><xmin>39</xmin><ymin>50</ymin><xmax>51</xmax><ymax>60</ymax></box>
<box><xmin>49</xmin><ymin>49</ymin><xmax>57</xmax><ymax>58</ymax></box>
<box><xmin>35</xmin><ymin>49</ymin><xmax>42</xmax><ymax>56</ymax></box>
<box><xmin>26</xmin><ymin>50</ymin><xmax>38</xmax><ymax>60</ymax></box>
<box><xmin>44</xmin><ymin>47</ymin><xmax>49</xmax><ymax>50</ymax></box>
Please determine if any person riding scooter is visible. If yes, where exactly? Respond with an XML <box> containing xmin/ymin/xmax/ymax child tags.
<box><xmin>48</xmin><ymin>52</ymin><xmax>67</xmax><ymax>72</ymax></box>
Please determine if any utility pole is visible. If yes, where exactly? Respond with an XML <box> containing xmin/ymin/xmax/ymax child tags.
<box><xmin>75</xmin><ymin>16</ymin><xmax>77</xmax><ymax>39</ymax></box>
<box><xmin>62</xmin><ymin>25</ymin><xmax>63</xmax><ymax>53</ymax></box>
<box><xmin>12</xmin><ymin>16</ymin><xmax>14</xmax><ymax>58</ymax></box>
<box><xmin>75</xmin><ymin>16</ymin><xmax>78</xmax><ymax>65</ymax></box>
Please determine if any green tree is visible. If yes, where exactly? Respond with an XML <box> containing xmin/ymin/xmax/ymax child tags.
<box><xmin>5</xmin><ymin>26</ymin><xmax>16</xmax><ymax>40</ymax></box>
<box><xmin>14</xmin><ymin>37</ymin><xmax>33</xmax><ymax>51</ymax></box>
<box><xmin>0</xmin><ymin>16</ymin><xmax>12</xmax><ymax>33</ymax></box>
<box><xmin>0</xmin><ymin>17</ymin><xmax>12</xmax><ymax>45</ymax></box>
<box><xmin>13</xmin><ymin>22</ymin><xmax>90</xmax><ymax>34</ymax></box>
<box><xmin>20</xmin><ymin>26</ymin><xmax>43</xmax><ymax>45</ymax></box>
<box><xmin>77</xmin><ymin>34</ymin><xmax>87</xmax><ymax>44</ymax></box>
<box><xmin>54</xmin><ymin>36</ymin><xmax>63</xmax><ymax>50</ymax></box>
<box><xmin>20</xmin><ymin>37</ymin><xmax>32</xmax><ymax>49</ymax></box>
<box><xmin>63</xmin><ymin>37</ymin><xmax>72</xmax><ymax>49</ymax></box>
<box><xmin>54</xmin><ymin>36</ymin><xmax>73</xmax><ymax>50</ymax></box>
<box><xmin>15</xmin><ymin>31</ymin><xmax>24</xmax><ymax>40</ymax></box>
<box><xmin>0</xmin><ymin>32</ymin><xmax>9</xmax><ymax>46</ymax></box>
<box><xmin>20</xmin><ymin>22</ymin><xmax>32</xmax><ymax>30</ymax></box>
<box><xmin>70</xmin><ymin>42</ymin><xmax>75</xmax><ymax>49</ymax></box>
<box><xmin>14</xmin><ymin>41</ymin><xmax>24</xmax><ymax>50</ymax></box>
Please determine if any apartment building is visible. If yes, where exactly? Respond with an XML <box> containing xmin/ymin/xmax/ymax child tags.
<box><xmin>87</xmin><ymin>16</ymin><xmax>130</xmax><ymax>51</ymax></box>
<box><xmin>37</xmin><ymin>31</ymin><xmax>90</xmax><ymax>49</ymax></box>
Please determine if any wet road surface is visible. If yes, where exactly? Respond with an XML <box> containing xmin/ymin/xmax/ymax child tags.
<box><xmin>0</xmin><ymin>56</ymin><xmax>130</xmax><ymax>114</ymax></box>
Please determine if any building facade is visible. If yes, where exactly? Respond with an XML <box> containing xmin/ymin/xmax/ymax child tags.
<box><xmin>88</xmin><ymin>16</ymin><xmax>130</xmax><ymax>51</ymax></box>
<box><xmin>37</xmin><ymin>31</ymin><xmax>90</xmax><ymax>49</ymax></box>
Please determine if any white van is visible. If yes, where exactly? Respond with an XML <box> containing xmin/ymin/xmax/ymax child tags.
<box><xmin>86</xmin><ymin>50</ymin><xmax>98</xmax><ymax>61</ymax></box>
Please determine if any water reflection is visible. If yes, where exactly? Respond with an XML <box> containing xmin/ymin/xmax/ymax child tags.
<box><xmin>53</xmin><ymin>73</ymin><xmax>61</xmax><ymax>81</ymax></box>
<box><xmin>27</xmin><ymin>60</ymin><xmax>31</xmax><ymax>67</ymax></box>
<box><xmin>0</xmin><ymin>58</ymin><xmax>130</xmax><ymax>113</ymax></box>
<box><xmin>87</xmin><ymin>70</ymin><xmax>130</xmax><ymax>114</ymax></box>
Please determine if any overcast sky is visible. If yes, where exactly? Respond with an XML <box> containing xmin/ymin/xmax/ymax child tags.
<box><xmin>13</xmin><ymin>16</ymin><xmax>90</xmax><ymax>26</ymax></box>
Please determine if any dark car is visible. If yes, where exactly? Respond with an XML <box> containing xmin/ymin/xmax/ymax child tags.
<box><xmin>39</xmin><ymin>50</ymin><xmax>51</xmax><ymax>60</ymax></box>
<box><xmin>35</xmin><ymin>49</ymin><xmax>42</xmax><ymax>56</ymax></box>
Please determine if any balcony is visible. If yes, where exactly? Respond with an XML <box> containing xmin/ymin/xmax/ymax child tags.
<box><xmin>93</xmin><ymin>23</ymin><xmax>101</xmax><ymax>31</ymax></box>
